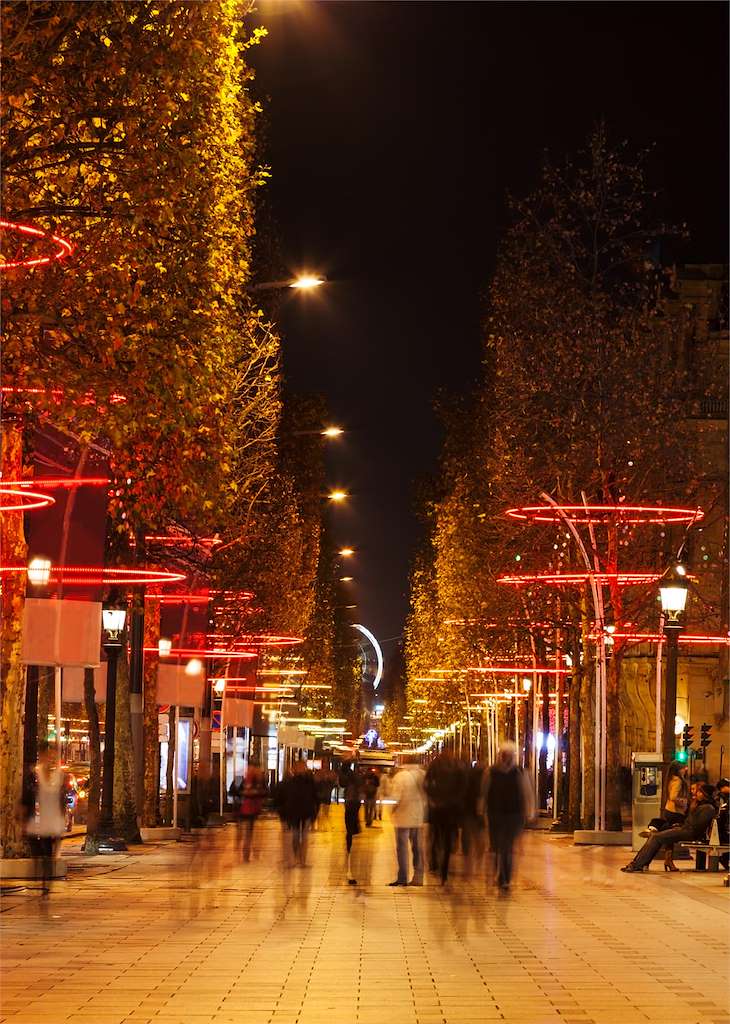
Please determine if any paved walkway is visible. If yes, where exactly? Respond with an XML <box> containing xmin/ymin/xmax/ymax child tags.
<box><xmin>1</xmin><ymin>810</ymin><xmax>728</xmax><ymax>1024</ymax></box>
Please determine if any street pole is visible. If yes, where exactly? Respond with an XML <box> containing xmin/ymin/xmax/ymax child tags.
<box><xmin>661</xmin><ymin>623</ymin><xmax>681</xmax><ymax>765</ymax></box>
<box><xmin>98</xmin><ymin>642</ymin><xmax>124</xmax><ymax>846</ymax></box>
<box><xmin>655</xmin><ymin>615</ymin><xmax>665</xmax><ymax>754</ymax></box>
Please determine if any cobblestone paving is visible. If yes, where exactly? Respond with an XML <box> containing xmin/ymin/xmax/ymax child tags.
<box><xmin>1</xmin><ymin>811</ymin><xmax>728</xmax><ymax>1024</ymax></box>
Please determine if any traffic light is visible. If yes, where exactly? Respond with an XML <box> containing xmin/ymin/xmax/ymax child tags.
<box><xmin>676</xmin><ymin>749</ymin><xmax>688</xmax><ymax>763</ymax></box>
<box><xmin>700</xmin><ymin>723</ymin><xmax>712</xmax><ymax>749</ymax></box>
<box><xmin>682</xmin><ymin>724</ymin><xmax>694</xmax><ymax>751</ymax></box>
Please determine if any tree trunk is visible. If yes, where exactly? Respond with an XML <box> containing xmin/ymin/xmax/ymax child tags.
<box><xmin>113</xmin><ymin>644</ymin><xmax>141</xmax><ymax>842</ymax></box>
<box><xmin>605</xmin><ymin>650</ymin><xmax>624</xmax><ymax>831</ymax></box>
<box><xmin>142</xmin><ymin>598</ymin><xmax>160</xmax><ymax>826</ymax></box>
<box><xmin>567</xmin><ymin>639</ymin><xmax>582</xmax><ymax>830</ymax></box>
<box><xmin>37</xmin><ymin>666</ymin><xmax>53</xmax><ymax>751</ymax></box>
<box><xmin>580</xmin><ymin>593</ymin><xmax>596</xmax><ymax>828</ymax></box>
<box><xmin>83</xmin><ymin>666</ymin><xmax>102</xmax><ymax>838</ymax></box>
<box><xmin>0</xmin><ymin>419</ymin><xmax>29</xmax><ymax>858</ymax></box>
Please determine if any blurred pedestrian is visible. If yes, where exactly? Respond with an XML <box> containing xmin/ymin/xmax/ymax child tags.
<box><xmin>314</xmin><ymin>767</ymin><xmax>335</xmax><ymax>829</ymax></box>
<box><xmin>622</xmin><ymin>781</ymin><xmax>717</xmax><ymax>873</ymax></box>
<box><xmin>339</xmin><ymin>761</ymin><xmax>363</xmax><ymax>884</ymax></box>
<box><xmin>23</xmin><ymin>748</ymin><xmax>66</xmax><ymax>904</ymax></box>
<box><xmin>462</xmin><ymin>761</ymin><xmax>486</xmax><ymax>876</ymax></box>
<box><xmin>484</xmin><ymin>742</ymin><xmax>533</xmax><ymax>892</ymax></box>
<box><xmin>239</xmin><ymin>761</ymin><xmax>267</xmax><ymax>861</ymax></box>
<box><xmin>425</xmin><ymin>753</ymin><xmax>466</xmax><ymax>884</ymax></box>
<box><xmin>389</xmin><ymin>754</ymin><xmax>426</xmax><ymax>886</ymax></box>
<box><xmin>282</xmin><ymin>760</ymin><xmax>318</xmax><ymax>867</ymax></box>
<box><xmin>363</xmin><ymin>768</ymin><xmax>380</xmax><ymax>827</ymax></box>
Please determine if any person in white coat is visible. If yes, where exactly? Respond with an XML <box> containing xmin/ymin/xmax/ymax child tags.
<box><xmin>24</xmin><ymin>748</ymin><xmax>66</xmax><ymax>901</ymax></box>
<box><xmin>388</xmin><ymin>755</ymin><xmax>426</xmax><ymax>887</ymax></box>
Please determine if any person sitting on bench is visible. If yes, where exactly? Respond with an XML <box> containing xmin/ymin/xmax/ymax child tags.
<box><xmin>717</xmin><ymin>778</ymin><xmax>729</xmax><ymax>871</ymax></box>
<box><xmin>621</xmin><ymin>782</ymin><xmax>717</xmax><ymax>873</ymax></box>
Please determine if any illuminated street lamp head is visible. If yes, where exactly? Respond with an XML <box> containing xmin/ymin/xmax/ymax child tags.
<box><xmin>322</xmin><ymin>426</ymin><xmax>344</xmax><ymax>438</ymax></box>
<box><xmin>158</xmin><ymin>637</ymin><xmax>172</xmax><ymax>658</ymax></box>
<box><xmin>339</xmin><ymin>547</ymin><xmax>354</xmax><ymax>557</ymax></box>
<box><xmin>212</xmin><ymin>677</ymin><xmax>226</xmax><ymax>694</ymax></box>
<box><xmin>185</xmin><ymin>658</ymin><xmax>204</xmax><ymax>677</ymax></box>
<box><xmin>27</xmin><ymin>557</ymin><xmax>52</xmax><ymax>587</ymax></box>
<box><xmin>339</xmin><ymin>576</ymin><xmax>354</xmax><ymax>583</ymax></box>
<box><xmin>522</xmin><ymin>677</ymin><xmax>532</xmax><ymax>692</ymax></box>
<box><xmin>328</xmin><ymin>489</ymin><xmax>348</xmax><ymax>502</ymax></box>
<box><xmin>290</xmin><ymin>274</ymin><xmax>325</xmax><ymax>290</ymax></box>
<box><xmin>660</xmin><ymin>563</ymin><xmax>689</xmax><ymax>622</ymax></box>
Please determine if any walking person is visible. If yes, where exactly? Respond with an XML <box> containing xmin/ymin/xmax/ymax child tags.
<box><xmin>622</xmin><ymin>782</ymin><xmax>717</xmax><ymax>873</ymax></box>
<box><xmin>388</xmin><ymin>754</ymin><xmax>426</xmax><ymax>887</ymax></box>
<box><xmin>239</xmin><ymin>761</ymin><xmax>267</xmax><ymax>862</ymax></box>
<box><xmin>484</xmin><ymin>742</ymin><xmax>534</xmax><ymax>892</ymax></box>
<box><xmin>425</xmin><ymin>752</ymin><xmax>465</xmax><ymax>884</ymax></box>
<box><xmin>339</xmin><ymin>761</ymin><xmax>363</xmax><ymax>884</ymax></box>
<box><xmin>363</xmin><ymin>768</ymin><xmax>380</xmax><ymax>827</ymax></box>
<box><xmin>23</xmin><ymin>748</ymin><xmax>66</xmax><ymax>908</ymax></box>
<box><xmin>283</xmin><ymin>760</ymin><xmax>318</xmax><ymax>867</ymax></box>
<box><xmin>462</xmin><ymin>761</ymin><xmax>486</xmax><ymax>877</ymax></box>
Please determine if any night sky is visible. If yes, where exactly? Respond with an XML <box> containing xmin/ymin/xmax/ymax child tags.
<box><xmin>251</xmin><ymin>2</ymin><xmax>728</xmax><ymax>681</ymax></box>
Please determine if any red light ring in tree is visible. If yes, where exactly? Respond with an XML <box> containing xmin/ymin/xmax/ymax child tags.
<box><xmin>0</xmin><ymin>487</ymin><xmax>55</xmax><ymax>512</ymax></box>
<box><xmin>1</xmin><ymin>219</ymin><xmax>73</xmax><ymax>271</ymax></box>
<box><xmin>1</xmin><ymin>565</ymin><xmax>185</xmax><ymax>585</ymax></box>
<box><xmin>498</xmin><ymin>571</ymin><xmax>664</xmax><ymax>587</ymax></box>
<box><xmin>504</xmin><ymin>504</ymin><xmax>704</xmax><ymax>524</ymax></box>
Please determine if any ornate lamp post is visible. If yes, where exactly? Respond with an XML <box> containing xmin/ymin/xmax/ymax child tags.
<box><xmin>98</xmin><ymin>600</ymin><xmax>128</xmax><ymax>850</ymax></box>
<box><xmin>659</xmin><ymin>564</ymin><xmax>689</xmax><ymax>766</ymax></box>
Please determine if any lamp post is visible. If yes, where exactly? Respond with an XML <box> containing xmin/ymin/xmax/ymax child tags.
<box><xmin>659</xmin><ymin>564</ymin><xmax>688</xmax><ymax>766</ymax></box>
<box><xmin>98</xmin><ymin>600</ymin><xmax>128</xmax><ymax>850</ymax></box>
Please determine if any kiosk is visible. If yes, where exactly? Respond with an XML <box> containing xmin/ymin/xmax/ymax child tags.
<box><xmin>631</xmin><ymin>751</ymin><xmax>664</xmax><ymax>851</ymax></box>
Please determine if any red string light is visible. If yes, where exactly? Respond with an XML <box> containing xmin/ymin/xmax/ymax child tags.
<box><xmin>1</xmin><ymin>386</ymin><xmax>127</xmax><ymax>405</ymax></box>
<box><xmin>498</xmin><ymin>571</ymin><xmax>665</xmax><ymax>587</ymax></box>
<box><xmin>0</xmin><ymin>219</ymin><xmax>73</xmax><ymax>271</ymax></box>
<box><xmin>1</xmin><ymin>565</ymin><xmax>185</xmax><ymax>585</ymax></box>
<box><xmin>144</xmin><ymin>647</ymin><xmax>257</xmax><ymax>659</ymax></box>
<box><xmin>504</xmin><ymin>504</ymin><xmax>704</xmax><ymax>524</ymax></box>
<box><xmin>2</xmin><ymin>477</ymin><xmax>110</xmax><ymax>489</ymax></box>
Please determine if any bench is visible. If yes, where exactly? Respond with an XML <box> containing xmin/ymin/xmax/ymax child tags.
<box><xmin>677</xmin><ymin>841</ymin><xmax>730</xmax><ymax>872</ymax></box>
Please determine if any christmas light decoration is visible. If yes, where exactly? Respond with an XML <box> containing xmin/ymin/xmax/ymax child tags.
<box><xmin>504</xmin><ymin>504</ymin><xmax>704</xmax><ymax>524</ymax></box>
<box><xmin>0</xmin><ymin>219</ymin><xmax>73</xmax><ymax>271</ymax></box>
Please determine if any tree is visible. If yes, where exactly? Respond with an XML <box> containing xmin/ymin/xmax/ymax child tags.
<box><xmin>1</xmin><ymin>0</ymin><xmax>279</xmax><ymax>853</ymax></box>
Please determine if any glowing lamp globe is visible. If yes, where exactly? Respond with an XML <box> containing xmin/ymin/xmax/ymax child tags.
<box><xmin>185</xmin><ymin>658</ymin><xmax>204</xmax><ymax>677</ymax></box>
<box><xmin>158</xmin><ymin>637</ymin><xmax>172</xmax><ymax>658</ymax></box>
<box><xmin>27</xmin><ymin>557</ymin><xmax>51</xmax><ymax>586</ymax></box>
<box><xmin>522</xmin><ymin>677</ymin><xmax>532</xmax><ymax>692</ymax></box>
<box><xmin>212</xmin><ymin>677</ymin><xmax>226</xmax><ymax>694</ymax></box>
<box><xmin>674</xmin><ymin>715</ymin><xmax>686</xmax><ymax>735</ymax></box>
<box><xmin>102</xmin><ymin>607</ymin><xmax>127</xmax><ymax>634</ymax></box>
<box><xmin>659</xmin><ymin>565</ymin><xmax>688</xmax><ymax>621</ymax></box>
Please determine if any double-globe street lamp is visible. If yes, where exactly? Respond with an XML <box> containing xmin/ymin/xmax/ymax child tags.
<box><xmin>659</xmin><ymin>563</ymin><xmax>689</xmax><ymax>767</ymax></box>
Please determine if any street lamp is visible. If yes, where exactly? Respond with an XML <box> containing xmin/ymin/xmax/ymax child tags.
<box><xmin>322</xmin><ymin>426</ymin><xmax>344</xmax><ymax>438</ymax></box>
<box><xmin>98</xmin><ymin>599</ymin><xmax>128</xmax><ymax>850</ymax></box>
<box><xmin>27</xmin><ymin>557</ymin><xmax>52</xmax><ymax>586</ymax></box>
<box><xmin>158</xmin><ymin>637</ymin><xmax>172</xmax><ymax>658</ymax></box>
<box><xmin>250</xmin><ymin>273</ymin><xmax>326</xmax><ymax>293</ymax></box>
<box><xmin>328</xmin><ymin>489</ymin><xmax>348</xmax><ymax>503</ymax></box>
<box><xmin>659</xmin><ymin>563</ymin><xmax>689</xmax><ymax>765</ymax></box>
<box><xmin>338</xmin><ymin>547</ymin><xmax>354</xmax><ymax>557</ymax></box>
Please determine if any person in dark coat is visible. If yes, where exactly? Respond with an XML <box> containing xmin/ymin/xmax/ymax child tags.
<box><xmin>425</xmin><ymin>753</ymin><xmax>466</xmax><ymax>884</ymax></box>
<box><xmin>363</xmin><ymin>769</ymin><xmax>380</xmax><ymax>827</ymax></box>
<box><xmin>622</xmin><ymin>782</ymin><xmax>717</xmax><ymax>872</ymax></box>
<box><xmin>484</xmin><ymin>742</ymin><xmax>533</xmax><ymax>892</ymax></box>
<box><xmin>339</xmin><ymin>761</ymin><xmax>363</xmax><ymax>884</ymax></box>
<box><xmin>716</xmin><ymin>778</ymin><xmax>729</xmax><ymax>870</ymax></box>
<box><xmin>282</xmin><ymin>760</ymin><xmax>319</xmax><ymax>867</ymax></box>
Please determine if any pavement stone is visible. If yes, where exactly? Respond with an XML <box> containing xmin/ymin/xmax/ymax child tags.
<box><xmin>1</xmin><ymin>811</ymin><xmax>728</xmax><ymax>1024</ymax></box>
